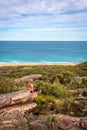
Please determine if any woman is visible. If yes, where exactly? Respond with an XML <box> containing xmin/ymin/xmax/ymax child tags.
<box><xmin>28</xmin><ymin>79</ymin><xmax>34</xmax><ymax>93</ymax></box>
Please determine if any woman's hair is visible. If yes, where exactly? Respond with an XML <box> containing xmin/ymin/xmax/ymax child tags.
<box><xmin>30</xmin><ymin>79</ymin><xmax>33</xmax><ymax>82</ymax></box>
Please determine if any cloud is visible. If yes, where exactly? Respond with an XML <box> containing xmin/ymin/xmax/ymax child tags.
<box><xmin>0</xmin><ymin>0</ymin><xmax>87</xmax><ymax>17</ymax></box>
<box><xmin>0</xmin><ymin>0</ymin><xmax>87</xmax><ymax>34</ymax></box>
<box><xmin>17</xmin><ymin>27</ymin><xmax>87</xmax><ymax>32</ymax></box>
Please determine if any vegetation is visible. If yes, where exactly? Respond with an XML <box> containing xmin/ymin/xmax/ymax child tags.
<box><xmin>0</xmin><ymin>61</ymin><xmax>87</xmax><ymax>116</ymax></box>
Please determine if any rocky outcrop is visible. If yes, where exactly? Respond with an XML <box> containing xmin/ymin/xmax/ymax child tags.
<box><xmin>75</xmin><ymin>88</ymin><xmax>87</xmax><ymax>100</ymax></box>
<box><xmin>15</xmin><ymin>74</ymin><xmax>42</xmax><ymax>83</ymax></box>
<box><xmin>74</xmin><ymin>88</ymin><xmax>87</xmax><ymax>115</ymax></box>
<box><xmin>0</xmin><ymin>90</ymin><xmax>87</xmax><ymax>130</ymax></box>
<box><xmin>74</xmin><ymin>76</ymin><xmax>87</xmax><ymax>82</ymax></box>
<box><xmin>56</xmin><ymin>114</ymin><xmax>80</xmax><ymax>130</ymax></box>
<box><xmin>29</xmin><ymin>114</ymin><xmax>87</xmax><ymax>130</ymax></box>
<box><xmin>0</xmin><ymin>103</ymin><xmax>37</xmax><ymax>130</ymax></box>
<box><xmin>0</xmin><ymin>90</ymin><xmax>38</xmax><ymax>108</ymax></box>
<box><xmin>0</xmin><ymin>90</ymin><xmax>38</xmax><ymax>130</ymax></box>
<box><xmin>0</xmin><ymin>107</ymin><xmax>87</xmax><ymax>130</ymax></box>
<box><xmin>70</xmin><ymin>76</ymin><xmax>87</xmax><ymax>86</ymax></box>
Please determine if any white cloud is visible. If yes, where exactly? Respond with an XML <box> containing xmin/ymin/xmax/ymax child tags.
<box><xmin>0</xmin><ymin>0</ymin><xmax>87</xmax><ymax>30</ymax></box>
<box><xmin>0</xmin><ymin>0</ymin><xmax>87</xmax><ymax>16</ymax></box>
<box><xmin>21</xmin><ymin>27</ymin><xmax>87</xmax><ymax>31</ymax></box>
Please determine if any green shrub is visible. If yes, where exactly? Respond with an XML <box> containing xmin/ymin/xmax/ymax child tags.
<box><xmin>16</xmin><ymin>127</ymin><xmax>23</xmax><ymax>130</ymax></box>
<box><xmin>80</xmin><ymin>79</ymin><xmax>87</xmax><ymax>88</ymax></box>
<box><xmin>52</xmin><ymin>82</ymin><xmax>72</xmax><ymax>98</ymax></box>
<box><xmin>35</xmin><ymin>94</ymin><xmax>48</xmax><ymax>111</ymax></box>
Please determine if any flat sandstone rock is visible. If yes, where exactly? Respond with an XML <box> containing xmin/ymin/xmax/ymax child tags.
<box><xmin>0</xmin><ymin>90</ymin><xmax>38</xmax><ymax>108</ymax></box>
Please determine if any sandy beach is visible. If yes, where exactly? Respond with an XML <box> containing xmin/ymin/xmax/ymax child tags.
<box><xmin>0</xmin><ymin>62</ymin><xmax>77</xmax><ymax>67</ymax></box>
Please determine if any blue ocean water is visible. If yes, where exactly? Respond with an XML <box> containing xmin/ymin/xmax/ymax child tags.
<box><xmin>0</xmin><ymin>41</ymin><xmax>87</xmax><ymax>64</ymax></box>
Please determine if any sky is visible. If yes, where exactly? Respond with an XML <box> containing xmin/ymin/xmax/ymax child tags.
<box><xmin>0</xmin><ymin>0</ymin><xmax>87</xmax><ymax>41</ymax></box>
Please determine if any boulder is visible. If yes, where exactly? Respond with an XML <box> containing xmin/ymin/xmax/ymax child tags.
<box><xmin>0</xmin><ymin>90</ymin><xmax>38</xmax><ymax>108</ymax></box>
<box><xmin>56</xmin><ymin>114</ymin><xmax>81</xmax><ymax>130</ymax></box>
<box><xmin>15</xmin><ymin>74</ymin><xmax>42</xmax><ymax>83</ymax></box>
<box><xmin>0</xmin><ymin>103</ymin><xmax>37</xmax><ymax>130</ymax></box>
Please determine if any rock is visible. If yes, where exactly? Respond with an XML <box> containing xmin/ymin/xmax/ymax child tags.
<box><xmin>74</xmin><ymin>88</ymin><xmax>87</xmax><ymax>115</ymax></box>
<box><xmin>74</xmin><ymin>76</ymin><xmax>87</xmax><ymax>83</ymax></box>
<box><xmin>0</xmin><ymin>90</ymin><xmax>38</xmax><ymax>130</ymax></box>
<box><xmin>15</xmin><ymin>74</ymin><xmax>42</xmax><ymax>83</ymax></box>
<box><xmin>0</xmin><ymin>90</ymin><xmax>38</xmax><ymax>108</ymax></box>
<box><xmin>29</xmin><ymin>121</ymin><xmax>48</xmax><ymax>130</ymax></box>
<box><xmin>81</xmin><ymin>88</ymin><xmax>87</xmax><ymax>97</ymax></box>
<box><xmin>75</xmin><ymin>88</ymin><xmax>87</xmax><ymax>100</ymax></box>
<box><xmin>29</xmin><ymin>114</ymin><xmax>87</xmax><ymax>130</ymax></box>
<box><xmin>0</xmin><ymin>88</ymin><xmax>87</xmax><ymax>130</ymax></box>
<box><xmin>0</xmin><ymin>103</ymin><xmax>37</xmax><ymax>130</ymax></box>
<box><xmin>56</xmin><ymin>114</ymin><xmax>81</xmax><ymax>130</ymax></box>
<box><xmin>0</xmin><ymin>110</ymin><xmax>87</xmax><ymax>130</ymax></box>
<box><xmin>80</xmin><ymin>117</ymin><xmax>87</xmax><ymax>130</ymax></box>
<box><xmin>29</xmin><ymin>115</ymin><xmax>57</xmax><ymax>130</ymax></box>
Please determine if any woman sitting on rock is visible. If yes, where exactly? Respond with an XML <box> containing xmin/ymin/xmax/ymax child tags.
<box><xmin>28</xmin><ymin>79</ymin><xmax>34</xmax><ymax>93</ymax></box>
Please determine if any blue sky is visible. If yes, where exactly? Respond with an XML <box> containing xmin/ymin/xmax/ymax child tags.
<box><xmin>0</xmin><ymin>0</ymin><xmax>87</xmax><ymax>41</ymax></box>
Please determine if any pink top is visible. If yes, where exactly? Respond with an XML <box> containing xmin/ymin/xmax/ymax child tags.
<box><xmin>28</xmin><ymin>83</ymin><xmax>34</xmax><ymax>92</ymax></box>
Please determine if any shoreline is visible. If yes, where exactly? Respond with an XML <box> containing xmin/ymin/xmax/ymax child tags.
<box><xmin>0</xmin><ymin>62</ymin><xmax>77</xmax><ymax>67</ymax></box>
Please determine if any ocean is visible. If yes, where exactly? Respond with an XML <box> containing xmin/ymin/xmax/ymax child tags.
<box><xmin>0</xmin><ymin>41</ymin><xmax>87</xmax><ymax>64</ymax></box>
